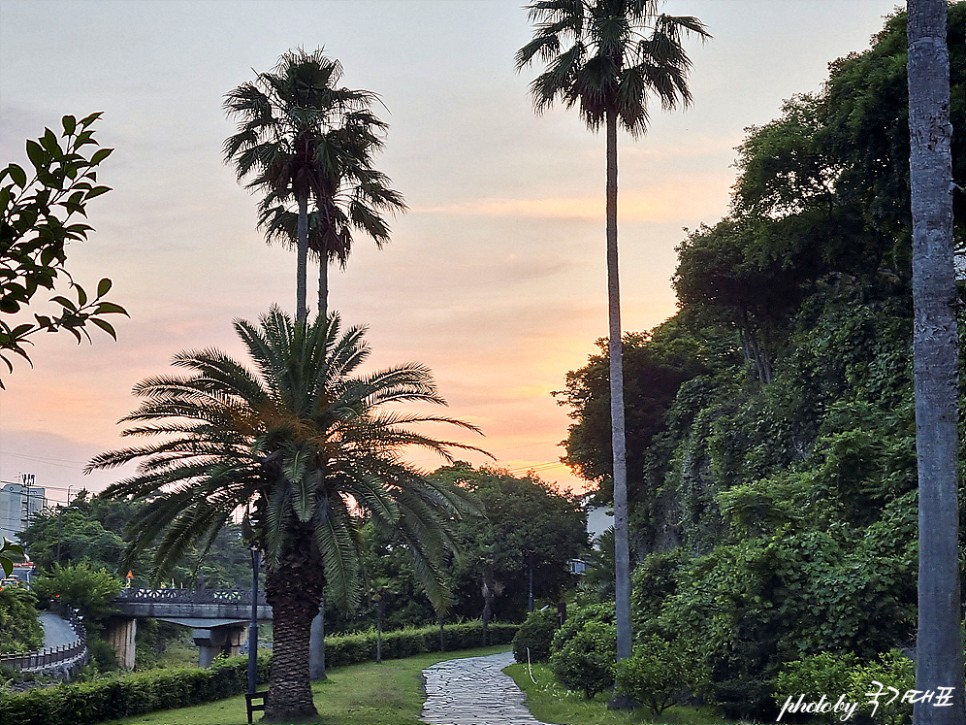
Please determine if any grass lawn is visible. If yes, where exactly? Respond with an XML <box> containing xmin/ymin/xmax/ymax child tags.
<box><xmin>504</xmin><ymin>662</ymin><xmax>750</xmax><ymax>725</ymax></box>
<box><xmin>106</xmin><ymin>644</ymin><xmax>511</xmax><ymax>725</ymax></box>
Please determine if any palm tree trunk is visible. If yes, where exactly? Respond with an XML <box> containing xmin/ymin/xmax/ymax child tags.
<box><xmin>318</xmin><ymin>247</ymin><xmax>329</xmax><ymax>321</ymax></box>
<box><xmin>907</xmin><ymin>3</ymin><xmax>965</xmax><ymax>723</ymax></box>
<box><xmin>264</xmin><ymin>565</ymin><xmax>322</xmax><ymax>721</ymax></box>
<box><xmin>605</xmin><ymin>109</ymin><xmax>632</xmax><ymax>664</ymax></box>
<box><xmin>296</xmin><ymin>194</ymin><xmax>309</xmax><ymax>323</ymax></box>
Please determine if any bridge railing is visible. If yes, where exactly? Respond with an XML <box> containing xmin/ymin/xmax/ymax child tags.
<box><xmin>115</xmin><ymin>588</ymin><xmax>267</xmax><ymax>605</ymax></box>
<box><xmin>0</xmin><ymin>603</ymin><xmax>87</xmax><ymax>671</ymax></box>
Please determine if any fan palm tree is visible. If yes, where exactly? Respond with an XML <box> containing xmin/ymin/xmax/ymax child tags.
<box><xmin>224</xmin><ymin>48</ymin><xmax>405</xmax><ymax>322</ymax></box>
<box><xmin>87</xmin><ymin>307</ymin><xmax>483</xmax><ymax>721</ymax></box>
<box><xmin>516</xmin><ymin>0</ymin><xmax>709</xmax><ymax>663</ymax></box>
<box><xmin>906</xmin><ymin>2</ymin><xmax>965</xmax><ymax>721</ymax></box>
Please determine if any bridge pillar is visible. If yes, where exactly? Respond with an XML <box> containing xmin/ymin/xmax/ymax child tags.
<box><xmin>105</xmin><ymin>617</ymin><xmax>138</xmax><ymax>670</ymax></box>
<box><xmin>192</xmin><ymin>624</ymin><xmax>247</xmax><ymax>668</ymax></box>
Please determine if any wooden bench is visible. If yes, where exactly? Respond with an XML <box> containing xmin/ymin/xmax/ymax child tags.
<box><xmin>245</xmin><ymin>691</ymin><xmax>268</xmax><ymax>724</ymax></box>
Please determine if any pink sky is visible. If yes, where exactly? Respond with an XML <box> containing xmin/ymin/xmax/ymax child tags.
<box><xmin>0</xmin><ymin>0</ymin><xmax>901</xmax><ymax>505</ymax></box>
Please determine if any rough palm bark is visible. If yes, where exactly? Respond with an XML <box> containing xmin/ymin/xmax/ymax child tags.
<box><xmin>907</xmin><ymin>2</ymin><xmax>965</xmax><ymax>723</ymax></box>
<box><xmin>605</xmin><ymin>108</ymin><xmax>632</xmax><ymax>662</ymax></box>
<box><xmin>296</xmin><ymin>194</ymin><xmax>308</xmax><ymax>322</ymax></box>
<box><xmin>318</xmin><ymin>236</ymin><xmax>329</xmax><ymax>321</ymax></box>
<box><xmin>265</xmin><ymin>559</ymin><xmax>325</xmax><ymax>720</ymax></box>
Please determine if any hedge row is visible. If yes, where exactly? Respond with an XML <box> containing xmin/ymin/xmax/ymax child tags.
<box><xmin>0</xmin><ymin>620</ymin><xmax>518</xmax><ymax>725</ymax></box>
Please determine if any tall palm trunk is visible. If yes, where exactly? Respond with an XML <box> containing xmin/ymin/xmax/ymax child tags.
<box><xmin>296</xmin><ymin>194</ymin><xmax>309</xmax><ymax>323</ymax></box>
<box><xmin>264</xmin><ymin>561</ymin><xmax>324</xmax><ymax>721</ymax></box>
<box><xmin>907</xmin><ymin>2</ymin><xmax>965</xmax><ymax>723</ymax></box>
<box><xmin>605</xmin><ymin>109</ymin><xmax>632</xmax><ymax>663</ymax></box>
<box><xmin>318</xmin><ymin>241</ymin><xmax>329</xmax><ymax>321</ymax></box>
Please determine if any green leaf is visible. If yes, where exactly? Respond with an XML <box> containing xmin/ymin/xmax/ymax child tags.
<box><xmin>80</xmin><ymin>111</ymin><xmax>103</xmax><ymax>127</ymax></box>
<box><xmin>8</xmin><ymin>164</ymin><xmax>26</xmax><ymax>188</ymax></box>
<box><xmin>51</xmin><ymin>295</ymin><xmax>76</xmax><ymax>311</ymax></box>
<box><xmin>86</xmin><ymin>185</ymin><xmax>111</xmax><ymax>200</ymax></box>
<box><xmin>96</xmin><ymin>278</ymin><xmax>113</xmax><ymax>297</ymax></box>
<box><xmin>89</xmin><ymin>148</ymin><xmax>113</xmax><ymax>165</ymax></box>
<box><xmin>62</xmin><ymin>115</ymin><xmax>77</xmax><ymax>136</ymax></box>
<box><xmin>41</xmin><ymin>128</ymin><xmax>61</xmax><ymax>156</ymax></box>
<box><xmin>90</xmin><ymin>317</ymin><xmax>117</xmax><ymax>340</ymax></box>
<box><xmin>76</xmin><ymin>284</ymin><xmax>88</xmax><ymax>308</ymax></box>
<box><xmin>94</xmin><ymin>301</ymin><xmax>127</xmax><ymax>315</ymax></box>
<box><xmin>25</xmin><ymin>139</ymin><xmax>46</xmax><ymax>169</ymax></box>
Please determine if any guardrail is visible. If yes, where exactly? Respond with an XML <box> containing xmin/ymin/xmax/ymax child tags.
<box><xmin>0</xmin><ymin>603</ymin><xmax>87</xmax><ymax>672</ymax></box>
<box><xmin>116</xmin><ymin>588</ymin><xmax>267</xmax><ymax>605</ymax></box>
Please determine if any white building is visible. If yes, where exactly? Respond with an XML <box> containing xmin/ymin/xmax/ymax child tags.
<box><xmin>0</xmin><ymin>478</ymin><xmax>46</xmax><ymax>544</ymax></box>
<box><xmin>585</xmin><ymin>503</ymin><xmax>614</xmax><ymax>549</ymax></box>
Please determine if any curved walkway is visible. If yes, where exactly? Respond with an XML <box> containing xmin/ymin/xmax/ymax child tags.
<box><xmin>421</xmin><ymin>650</ymin><xmax>553</xmax><ymax>725</ymax></box>
<box><xmin>40</xmin><ymin>612</ymin><xmax>80</xmax><ymax>649</ymax></box>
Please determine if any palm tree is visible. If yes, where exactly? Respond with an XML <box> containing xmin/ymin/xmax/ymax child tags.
<box><xmin>87</xmin><ymin>307</ymin><xmax>483</xmax><ymax>721</ymax></box>
<box><xmin>516</xmin><ymin>0</ymin><xmax>708</xmax><ymax>664</ymax></box>
<box><xmin>224</xmin><ymin>48</ymin><xmax>405</xmax><ymax>322</ymax></box>
<box><xmin>906</xmin><ymin>2</ymin><xmax>965</xmax><ymax>722</ymax></box>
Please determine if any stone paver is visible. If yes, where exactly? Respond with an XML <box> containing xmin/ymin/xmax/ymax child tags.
<box><xmin>420</xmin><ymin>650</ymin><xmax>553</xmax><ymax>725</ymax></box>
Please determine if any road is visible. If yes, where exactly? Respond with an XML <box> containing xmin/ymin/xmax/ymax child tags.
<box><xmin>39</xmin><ymin>612</ymin><xmax>79</xmax><ymax>649</ymax></box>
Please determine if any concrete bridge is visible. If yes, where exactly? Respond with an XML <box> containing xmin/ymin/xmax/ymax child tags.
<box><xmin>108</xmin><ymin>588</ymin><xmax>272</xmax><ymax>669</ymax></box>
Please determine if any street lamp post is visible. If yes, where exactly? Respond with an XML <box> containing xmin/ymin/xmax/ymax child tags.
<box><xmin>247</xmin><ymin>543</ymin><xmax>260</xmax><ymax>695</ymax></box>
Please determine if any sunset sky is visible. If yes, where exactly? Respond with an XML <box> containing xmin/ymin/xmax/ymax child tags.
<box><xmin>0</xmin><ymin>0</ymin><xmax>901</xmax><ymax>505</ymax></box>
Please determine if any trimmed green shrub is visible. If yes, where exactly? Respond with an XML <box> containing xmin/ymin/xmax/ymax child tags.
<box><xmin>775</xmin><ymin>650</ymin><xmax>914</xmax><ymax>725</ymax></box>
<box><xmin>615</xmin><ymin>634</ymin><xmax>704</xmax><ymax>715</ymax></box>
<box><xmin>845</xmin><ymin>650</ymin><xmax>914</xmax><ymax>725</ymax></box>
<box><xmin>0</xmin><ymin>620</ymin><xmax>518</xmax><ymax>725</ymax></box>
<box><xmin>550</xmin><ymin>619</ymin><xmax>616</xmax><ymax>699</ymax></box>
<box><xmin>512</xmin><ymin>608</ymin><xmax>558</xmax><ymax>663</ymax></box>
<box><xmin>775</xmin><ymin>651</ymin><xmax>860</xmax><ymax>723</ymax></box>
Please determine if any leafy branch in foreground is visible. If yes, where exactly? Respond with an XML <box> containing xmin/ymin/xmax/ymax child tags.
<box><xmin>0</xmin><ymin>112</ymin><xmax>127</xmax><ymax>386</ymax></box>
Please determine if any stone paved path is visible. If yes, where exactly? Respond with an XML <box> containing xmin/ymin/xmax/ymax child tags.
<box><xmin>420</xmin><ymin>650</ymin><xmax>554</xmax><ymax>725</ymax></box>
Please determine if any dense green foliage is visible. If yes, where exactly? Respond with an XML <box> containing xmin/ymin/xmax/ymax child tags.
<box><xmin>32</xmin><ymin>563</ymin><xmax>122</xmax><ymax>624</ymax></box>
<box><xmin>512</xmin><ymin>608</ymin><xmax>558</xmax><ymax>664</ymax></box>
<box><xmin>0</xmin><ymin>621</ymin><xmax>517</xmax><ymax>725</ymax></box>
<box><xmin>0</xmin><ymin>586</ymin><xmax>43</xmax><ymax>653</ymax></box>
<box><xmin>614</xmin><ymin>634</ymin><xmax>704</xmax><ymax>716</ymax></box>
<box><xmin>325</xmin><ymin>465</ymin><xmax>585</xmax><ymax>635</ymax></box>
<box><xmin>21</xmin><ymin>492</ymin><xmax>256</xmax><ymax>589</ymax></box>
<box><xmin>439</xmin><ymin>465</ymin><xmax>587</xmax><ymax>624</ymax></box>
<box><xmin>548</xmin><ymin>606</ymin><xmax>617</xmax><ymax>700</ymax></box>
<box><xmin>554</xmin><ymin>6</ymin><xmax>966</xmax><ymax>721</ymax></box>
<box><xmin>775</xmin><ymin>650</ymin><xmax>915</xmax><ymax>725</ymax></box>
<box><xmin>0</xmin><ymin>114</ymin><xmax>126</xmax><ymax>385</ymax></box>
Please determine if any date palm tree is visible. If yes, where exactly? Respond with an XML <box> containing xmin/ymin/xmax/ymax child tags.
<box><xmin>906</xmin><ymin>2</ymin><xmax>965</xmax><ymax>722</ymax></box>
<box><xmin>88</xmin><ymin>307</ymin><xmax>483</xmax><ymax>721</ymax></box>
<box><xmin>516</xmin><ymin>0</ymin><xmax>708</xmax><ymax>664</ymax></box>
<box><xmin>224</xmin><ymin>48</ymin><xmax>404</xmax><ymax>322</ymax></box>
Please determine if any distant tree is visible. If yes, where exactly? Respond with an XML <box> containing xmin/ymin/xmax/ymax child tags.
<box><xmin>516</xmin><ymin>0</ymin><xmax>709</xmax><ymax>662</ymax></box>
<box><xmin>224</xmin><ymin>49</ymin><xmax>405</xmax><ymax>321</ymax></box>
<box><xmin>905</xmin><ymin>1</ymin><xmax>965</xmax><ymax>722</ymax></box>
<box><xmin>557</xmin><ymin>323</ymin><xmax>708</xmax><ymax>502</ymax></box>
<box><xmin>438</xmin><ymin>464</ymin><xmax>587</xmax><ymax>624</ymax></box>
<box><xmin>0</xmin><ymin>113</ymin><xmax>127</xmax><ymax>386</ymax></box>
<box><xmin>88</xmin><ymin>307</ymin><xmax>482</xmax><ymax>721</ymax></box>
<box><xmin>32</xmin><ymin>562</ymin><xmax>122</xmax><ymax>624</ymax></box>
<box><xmin>19</xmin><ymin>506</ymin><xmax>126</xmax><ymax>573</ymax></box>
